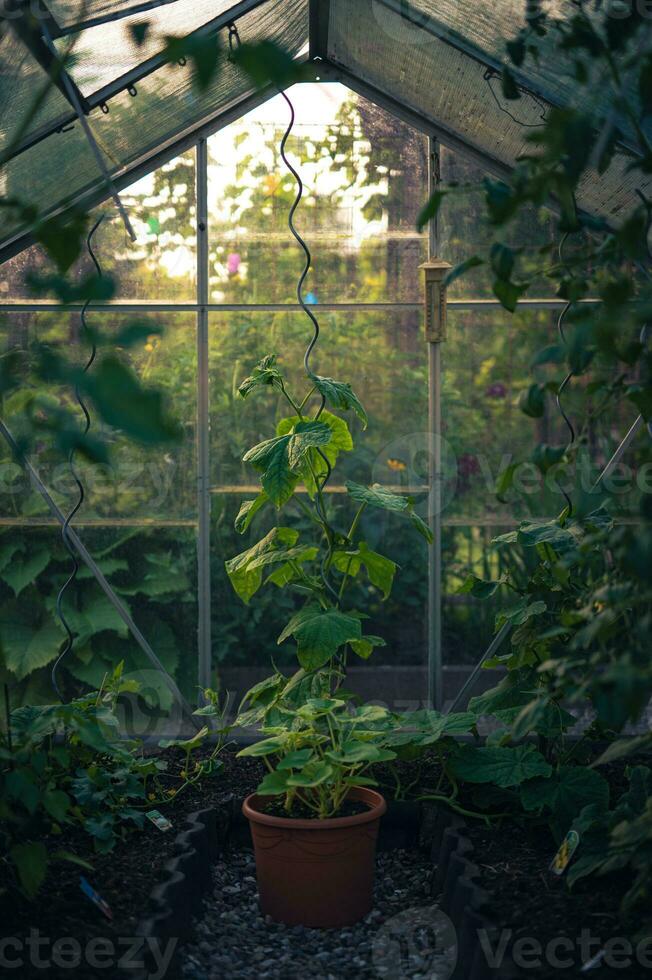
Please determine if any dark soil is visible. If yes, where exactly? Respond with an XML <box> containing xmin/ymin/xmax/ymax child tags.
<box><xmin>2</xmin><ymin>746</ymin><xmax>650</xmax><ymax>980</ymax></box>
<box><xmin>260</xmin><ymin>797</ymin><xmax>370</xmax><ymax>820</ymax></box>
<box><xmin>467</xmin><ymin>819</ymin><xmax>649</xmax><ymax>980</ymax></box>
<box><xmin>0</xmin><ymin>750</ymin><xmax>264</xmax><ymax>980</ymax></box>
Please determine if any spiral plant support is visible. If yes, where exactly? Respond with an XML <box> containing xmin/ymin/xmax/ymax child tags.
<box><xmin>51</xmin><ymin>215</ymin><xmax>106</xmax><ymax>700</ymax></box>
<box><xmin>277</xmin><ymin>85</ymin><xmax>341</xmax><ymax>602</ymax></box>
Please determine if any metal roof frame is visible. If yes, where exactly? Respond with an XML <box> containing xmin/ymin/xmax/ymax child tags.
<box><xmin>0</xmin><ymin>0</ymin><xmax>640</xmax><ymax>266</ymax></box>
<box><xmin>0</xmin><ymin>77</ymin><xmax>279</xmax><ymax>265</ymax></box>
<box><xmin>3</xmin><ymin>0</ymin><xmax>272</xmax><ymax>165</ymax></box>
<box><xmin>8</xmin><ymin>5</ymin><xmax>90</xmax><ymax>114</ymax></box>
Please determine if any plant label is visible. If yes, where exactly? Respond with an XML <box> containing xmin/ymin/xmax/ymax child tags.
<box><xmin>581</xmin><ymin>949</ymin><xmax>606</xmax><ymax>972</ymax></box>
<box><xmin>549</xmin><ymin>830</ymin><xmax>580</xmax><ymax>876</ymax></box>
<box><xmin>79</xmin><ymin>876</ymin><xmax>113</xmax><ymax>920</ymax></box>
<box><xmin>146</xmin><ymin>809</ymin><xmax>173</xmax><ymax>832</ymax></box>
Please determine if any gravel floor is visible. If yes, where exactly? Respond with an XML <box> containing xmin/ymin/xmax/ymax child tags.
<box><xmin>180</xmin><ymin>847</ymin><xmax>451</xmax><ymax>980</ymax></box>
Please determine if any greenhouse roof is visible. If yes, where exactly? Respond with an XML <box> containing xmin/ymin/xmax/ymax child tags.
<box><xmin>1</xmin><ymin>0</ymin><xmax>649</xmax><ymax>263</ymax></box>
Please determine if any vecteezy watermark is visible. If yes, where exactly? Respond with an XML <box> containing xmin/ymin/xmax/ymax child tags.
<box><xmin>372</xmin><ymin>906</ymin><xmax>458</xmax><ymax>979</ymax></box>
<box><xmin>478</xmin><ymin>928</ymin><xmax>652</xmax><ymax>973</ymax></box>
<box><xmin>372</xmin><ymin>432</ymin><xmax>458</xmax><ymax>520</ymax></box>
<box><xmin>0</xmin><ymin>931</ymin><xmax>177</xmax><ymax>980</ymax></box>
<box><xmin>370</xmin><ymin>435</ymin><xmax>652</xmax><ymax>519</ymax></box>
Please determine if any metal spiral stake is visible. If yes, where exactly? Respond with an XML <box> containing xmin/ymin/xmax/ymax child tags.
<box><xmin>277</xmin><ymin>88</ymin><xmax>340</xmax><ymax>601</ymax></box>
<box><xmin>52</xmin><ymin>215</ymin><xmax>105</xmax><ymax>701</ymax></box>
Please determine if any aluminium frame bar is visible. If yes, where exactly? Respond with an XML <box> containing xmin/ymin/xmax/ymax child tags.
<box><xmin>309</xmin><ymin>0</ymin><xmax>330</xmax><ymax>62</ymax></box>
<box><xmin>445</xmin><ymin>412</ymin><xmax>650</xmax><ymax>715</ymax></box>
<box><xmin>40</xmin><ymin>22</ymin><xmax>136</xmax><ymax>241</ymax></box>
<box><xmin>196</xmin><ymin>138</ymin><xmax>212</xmax><ymax>697</ymax></box>
<box><xmin>427</xmin><ymin>136</ymin><xmax>443</xmax><ymax>711</ymax></box>
<box><xmin>8</xmin><ymin>7</ymin><xmax>90</xmax><ymax>113</ymax></box>
<box><xmin>0</xmin><ymin>417</ymin><xmax>200</xmax><ymax>727</ymax></box>
<box><xmin>0</xmin><ymin>300</ymin><xmax>595</xmax><ymax>313</ymax></box>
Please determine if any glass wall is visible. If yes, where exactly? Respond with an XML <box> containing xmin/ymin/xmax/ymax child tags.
<box><xmin>1</xmin><ymin>82</ymin><xmax>644</xmax><ymax>718</ymax></box>
<box><xmin>206</xmin><ymin>85</ymin><xmax>430</xmax><ymax>709</ymax></box>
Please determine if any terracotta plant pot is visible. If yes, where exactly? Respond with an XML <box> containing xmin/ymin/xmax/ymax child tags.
<box><xmin>242</xmin><ymin>787</ymin><xmax>387</xmax><ymax>928</ymax></box>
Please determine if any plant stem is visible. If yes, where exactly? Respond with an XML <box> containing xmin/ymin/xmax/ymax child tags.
<box><xmin>337</xmin><ymin>503</ymin><xmax>367</xmax><ymax>601</ymax></box>
<box><xmin>3</xmin><ymin>684</ymin><xmax>12</xmax><ymax>754</ymax></box>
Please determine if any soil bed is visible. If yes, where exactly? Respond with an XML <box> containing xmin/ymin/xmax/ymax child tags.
<box><xmin>0</xmin><ymin>751</ymin><xmax>264</xmax><ymax>980</ymax></box>
<box><xmin>466</xmin><ymin>819</ymin><xmax>648</xmax><ymax>980</ymax></box>
<box><xmin>2</xmin><ymin>748</ymin><xmax>648</xmax><ymax>980</ymax></box>
<box><xmin>259</xmin><ymin>797</ymin><xmax>370</xmax><ymax>820</ymax></box>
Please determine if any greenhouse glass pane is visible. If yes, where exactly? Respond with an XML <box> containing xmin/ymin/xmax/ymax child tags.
<box><xmin>0</xmin><ymin>524</ymin><xmax>198</xmax><ymax>731</ymax></box>
<box><xmin>439</xmin><ymin>145</ymin><xmax>557</xmax><ymax>300</ymax></box>
<box><xmin>1</xmin><ymin>150</ymin><xmax>197</xmax><ymax>301</ymax></box>
<box><xmin>443</xmin><ymin>307</ymin><xmax>643</xmax><ymax>523</ymax></box>
<box><xmin>209</xmin><ymin>309</ymin><xmax>429</xmax><ymax>710</ymax></box>
<box><xmin>0</xmin><ymin>30</ymin><xmax>70</xmax><ymax>157</ymax></box>
<box><xmin>441</xmin><ymin>306</ymin><xmax>647</xmax><ymax>670</ymax></box>
<box><xmin>0</xmin><ymin>0</ymin><xmax>308</xmax><ymax>253</ymax></box>
<box><xmin>207</xmin><ymin>84</ymin><xmax>428</xmax><ymax>304</ymax></box>
<box><xmin>47</xmin><ymin>0</ymin><xmax>189</xmax><ymax>30</ymax></box>
<box><xmin>0</xmin><ymin>311</ymin><xmax>197</xmax><ymax>521</ymax></box>
<box><xmin>327</xmin><ymin>0</ymin><xmax>652</xmax><ymax>222</ymax></box>
<box><xmin>54</xmin><ymin>1</ymin><xmax>239</xmax><ymax>97</ymax></box>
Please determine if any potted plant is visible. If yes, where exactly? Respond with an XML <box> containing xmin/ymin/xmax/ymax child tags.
<box><xmin>225</xmin><ymin>353</ymin><xmax>432</xmax><ymax>926</ymax></box>
<box><xmin>238</xmin><ymin>686</ymin><xmax>396</xmax><ymax>926</ymax></box>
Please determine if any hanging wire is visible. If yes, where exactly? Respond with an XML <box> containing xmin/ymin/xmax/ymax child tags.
<box><xmin>483</xmin><ymin>68</ymin><xmax>548</xmax><ymax>128</ymax></box>
<box><xmin>51</xmin><ymin>215</ymin><xmax>105</xmax><ymax>701</ymax></box>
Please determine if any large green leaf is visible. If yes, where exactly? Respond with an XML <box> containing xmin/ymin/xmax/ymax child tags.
<box><xmin>517</xmin><ymin>520</ymin><xmax>576</xmax><ymax>552</ymax></box>
<box><xmin>1</xmin><ymin>548</ymin><xmax>51</xmax><ymax>597</ymax></box>
<box><xmin>520</xmin><ymin>766</ymin><xmax>610</xmax><ymax>828</ymax></box>
<box><xmin>10</xmin><ymin>842</ymin><xmax>48</xmax><ymax>898</ymax></box>
<box><xmin>77</xmin><ymin>558</ymin><xmax>129</xmax><ymax>581</ymax></box>
<box><xmin>496</xmin><ymin>597</ymin><xmax>547</xmax><ymax>630</ymax></box>
<box><xmin>137</xmin><ymin>553</ymin><xmax>190</xmax><ymax>598</ymax></box>
<box><xmin>449</xmin><ymin>745</ymin><xmax>552</xmax><ymax>788</ymax></box>
<box><xmin>458</xmin><ymin>574</ymin><xmax>505</xmax><ymax>600</ymax></box>
<box><xmin>308</xmin><ymin>373</ymin><xmax>368</xmax><ymax>429</ymax></box>
<box><xmin>266</xmin><ymin>547</ymin><xmax>319</xmax><ymax>587</ymax></box>
<box><xmin>245</xmin><ymin>421</ymin><xmax>332</xmax><ymax>506</ymax></box>
<box><xmin>0</xmin><ymin>540</ymin><xmax>22</xmax><ymax>573</ymax></box>
<box><xmin>238</xmin><ymin>734</ymin><xmax>290</xmax><ymax>757</ymax></box>
<box><xmin>51</xmin><ymin>591</ymin><xmax>130</xmax><ymax>647</ymax></box>
<box><xmin>349</xmin><ymin>635</ymin><xmax>386</xmax><ymax>659</ymax></box>
<box><xmin>277</xmin><ymin>605</ymin><xmax>362</xmax><ymax>670</ymax></box>
<box><xmin>235</xmin><ymin>493</ymin><xmax>269</xmax><ymax>534</ymax></box>
<box><xmin>468</xmin><ymin>671</ymin><xmax>537</xmax><ymax>716</ymax></box>
<box><xmin>287</xmin><ymin>420</ymin><xmax>333</xmax><ymax>468</ymax></box>
<box><xmin>345</xmin><ymin>481</ymin><xmax>433</xmax><ymax>543</ymax></box>
<box><xmin>243</xmin><ymin>435</ymin><xmax>297</xmax><ymax>507</ymax></box>
<box><xmin>0</xmin><ymin>602</ymin><xmax>63</xmax><ymax>681</ymax></box>
<box><xmin>277</xmin><ymin>411</ymin><xmax>352</xmax><ymax>495</ymax></box>
<box><xmin>238</xmin><ymin>353</ymin><xmax>284</xmax><ymax>398</ymax></box>
<box><xmin>332</xmin><ymin>541</ymin><xmax>397</xmax><ymax>600</ymax></box>
<box><xmin>287</xmin><ymin>760</ymin><xmax>335</xmax><ymax>788</ymax></box>
<box><xmin>226</xmin><ymin>528</ymin><xmax>300</xmax><ymax>603</ymax></box>
<box><xmin>83</xmin><ymin>356</ymin><xmax>181</xmax><ymax>444</ymax></box>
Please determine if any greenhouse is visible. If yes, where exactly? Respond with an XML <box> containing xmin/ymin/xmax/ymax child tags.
<box><xmin>1</xmin><ymin>2</ymin><xmax>651</xmax><ymax>978</ymax></box>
